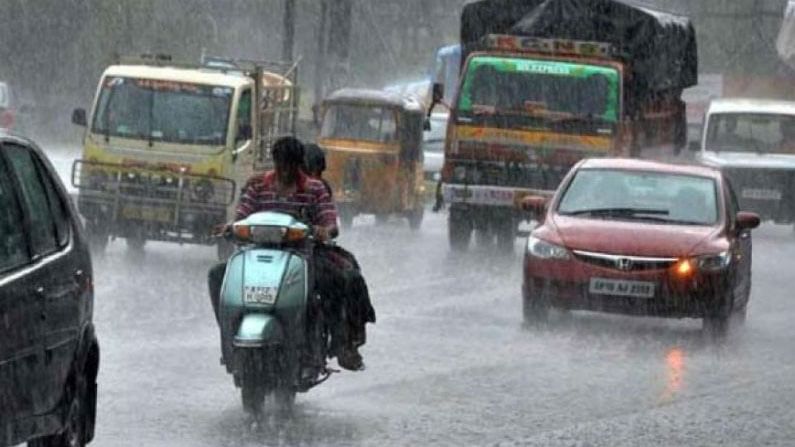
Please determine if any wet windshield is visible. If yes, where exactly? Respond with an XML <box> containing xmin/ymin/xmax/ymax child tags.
<box><xmin>457</xmin><ymin>56</ymin><xmax>620</xmax><ymax>124</ymax></box>
<box><xmin>558</xmin><ymin>169</ymin><xmax>719</xmax><ymax>225</ymax></box>
<box><xmin>706</xmin><ymin>112</ymin><xmax>795</xmax><ymax>153</ymax></box>
<box><xmin>320</xmin><ymin>104</ymin><xmax>398</xmax><ymax>143</ymax></box>
<box><xmin>92</xmin><ymin>76</ymin><xmax>233</xmax><ymax>146</ymax></box>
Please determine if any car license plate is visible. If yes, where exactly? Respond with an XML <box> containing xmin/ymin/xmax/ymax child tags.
<box><xmin>589</xmin><ymin>278</ymin><xmax>655</xmax><ymax>299</ymax></box>
<box><xmin>742</xmin><ymin>188</ymin><xmax>782</xmax><ymax>201</ymax></box>
<box><xmin>244</xmin><ymin>286</ymin><xmax>278</xmax><ymax>305</ymax></box>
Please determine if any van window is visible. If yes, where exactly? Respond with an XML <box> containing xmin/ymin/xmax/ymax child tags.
<box><xmin>0</xmin><ymin>154</ymin><xmax>29</xmax><ymax>272</ymax></box>
<box><xmin>5</xmin><ymin>144</ymin><xmax>59</xmax><ymax>257</ymax></box>
<box><xmin>39</xmin><ymin>161</ymin><xmax>71</xmax><ymax>247</ymax></box>
<box><xmin>236</xmin><ymin>89</ymin><xmax>252</xmax><ymax>140</ymax></box>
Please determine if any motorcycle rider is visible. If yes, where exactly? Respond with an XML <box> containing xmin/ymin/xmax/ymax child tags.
<box><xmin>208</xmin><ymin>136</ymin><xmax>371</xmax><ymax>370</ymax></box>
<box><xmin>303</xmin><ymin>143</ymin><xmax>375</xmax><ymax>353</ymax></box>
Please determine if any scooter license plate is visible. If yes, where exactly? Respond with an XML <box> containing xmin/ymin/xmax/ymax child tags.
<box><xmin>244</xmin><ymin>286</ymin><xmax>278</xmax><ymax>305</ymax></box>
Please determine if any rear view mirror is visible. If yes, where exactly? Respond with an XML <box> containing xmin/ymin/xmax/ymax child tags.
<box><xmin>72</xmin><ymin>108</ymin><xmax>87</xmax><ymax>127</ymax></box>
<box><xmin>432</xmin><ymin>82</ymin><xmax>444</xmax><ymax>104</ymax></box>
<box><xmin>736</xmin><ymin>211</ymin><xmax>760</xmax><ymax>231</ymax></box>
<box><xmin>423</xmin><ymin>118</ymin><xmax>431</xmax><ymax>132</ymax></box>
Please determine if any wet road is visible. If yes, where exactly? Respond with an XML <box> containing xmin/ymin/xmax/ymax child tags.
<box><xmin>46</xmin><ymin>145</ymin><xmax>795</xmax><ymax>446</ymax></box>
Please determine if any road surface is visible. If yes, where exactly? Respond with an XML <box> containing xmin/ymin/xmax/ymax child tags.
<box><xmin>42</xmin><ymin>144</ymin><xmax>795</xmax><ymax>446</ymax></box>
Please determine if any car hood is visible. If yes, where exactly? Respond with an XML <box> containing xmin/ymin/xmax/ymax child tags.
<box><xmin>549</xmin><ymin>215</ymin><xmax>721</xmax><ymax>258</ymax></box>
<box><xmin>700</xmin><ymin>151</ymin><xmax>795</xmax><ymax>170</ymax></box>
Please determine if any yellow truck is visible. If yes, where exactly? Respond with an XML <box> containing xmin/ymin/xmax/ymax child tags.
<box><xmin>71</xmin><ymin>55</ymin><xmax>299</xmax><ymax>255</ymax></box>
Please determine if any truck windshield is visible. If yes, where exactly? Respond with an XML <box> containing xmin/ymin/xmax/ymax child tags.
<box><xmin>320</xmin><ymin>104</ymin><xmax>398</xmax><ymax>144</ymax></box>
<box><xmin>457</xmin><ymin>56</ymin><xmax>619</xmax><ymax>124</ymax></box>
<box><xmin>92</xmin><ymin>76</ymin><xmax>233</xmax><ymax>146</ymax></box>
<box><xmin>706</xmin><ymin>112</ymin><xmax>795</xmax><ymax>154</ymax></box>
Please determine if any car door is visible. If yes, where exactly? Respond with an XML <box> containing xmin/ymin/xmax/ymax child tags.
<box><xmin>725</xmin><ymin>180</ymin><xmax>752</xmax><ymax>307</ymax></box>
<box><xmin>4</xmin><ymin>142</ymin><xmax>82</xmax><ymax>414</ymax></box>
<box><xmin>0</xmin><ymin>149</ymin><xmax>38</xmax><ymax>429</ymax></box>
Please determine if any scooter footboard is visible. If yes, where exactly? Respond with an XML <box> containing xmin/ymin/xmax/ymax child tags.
<box><xmin>234</xmin><ymin>314</ymin><xmax>284</xmax><ymax>348</ymax></box>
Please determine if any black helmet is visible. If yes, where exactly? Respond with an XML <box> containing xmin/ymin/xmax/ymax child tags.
<box><xmin>304</xmin><ymin>143</ymin><xmax>326</xmax><ymax>175</ymax></box>
<box><xmin>271</xmin><ymin>136</ymin><xmax>305</xmax><ymax>168</ymax></box>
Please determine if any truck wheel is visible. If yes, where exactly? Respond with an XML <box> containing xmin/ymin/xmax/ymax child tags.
<box><xmin>448</xmin><ymin>210</ymin><xmax>472</xmax><ymax>251</ymax></box>
<box><xmin>125</xmin><ymin>237</ymin><xmax>146</xmax><ymax>254</ymax></box>
<box><xmin>274</xmin><ymin>386</ymin><xmax>296</xmax><ymax>416</ymax></box>
<box><xmin>495</xmin><ymin>219</ymin><xmax>516</xmax><ymax>254</ymax></box>
<box><xmin>407</xmin><ymin>207</ymin><xmax>424</xmax><ymax>231</ymax></box>
<box><xmin>85</xmin><ymin>223</ymin><xmax>109</xmax><ymax>255</ymax></box>
<box><xmin>375</xmin><ymin>214</ymin><xmax>390</xmax><ymax>225</ymax></box>
<box><xmin>28</xmin><ymin>371</ymin><xmax>89</xmax><ymax>447</ymax></box>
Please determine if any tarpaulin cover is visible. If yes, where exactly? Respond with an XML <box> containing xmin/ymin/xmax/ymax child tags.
<box><xmin>461</xmin><ymin>0</ymin><xmax>698</xmax><ymax>95</ymax></box>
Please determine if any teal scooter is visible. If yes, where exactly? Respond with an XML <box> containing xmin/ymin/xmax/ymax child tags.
<box><xmin>219</xmin><ymin>211</ymin><xmax>331</xmax><ymax>415</ymax></box>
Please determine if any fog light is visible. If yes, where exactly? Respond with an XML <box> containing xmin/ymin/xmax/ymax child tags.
<box><xmin>674</xmin><ymin>259</ymin><xmax>693</xmax><ymax>277</ymax></box>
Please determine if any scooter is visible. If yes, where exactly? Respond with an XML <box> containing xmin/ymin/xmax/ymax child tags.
<box><xmin>218</xmin><ymin>211</ymin><xmax>332</xmax><ymax>415</ymax></box>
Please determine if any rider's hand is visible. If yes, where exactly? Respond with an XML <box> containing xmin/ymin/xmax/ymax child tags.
<box><xmin>314</xmin><ymin>226</ymin><xmax>331</xmax><ymax>242</ymax></box>
<box><xmin>212</xmin><ymin>223</ymin><xmax>231</xmax><ymax>237</ymax></box>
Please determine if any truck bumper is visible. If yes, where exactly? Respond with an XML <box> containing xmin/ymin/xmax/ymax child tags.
<box><xmin>441</xmin><ymin>183</ymin><xmax>551</xmax><ymax>208</ymax></box>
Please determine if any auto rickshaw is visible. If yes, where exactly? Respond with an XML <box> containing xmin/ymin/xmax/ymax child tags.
<box><xmin>318</xmin><ymin>88</ymin><xmax>426</xmax><ymax>229</ymax></box>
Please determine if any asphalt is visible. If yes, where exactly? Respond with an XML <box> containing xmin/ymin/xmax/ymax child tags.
<box><xmin>40</xmin><ymin>144</ymin><xmax>795</xmax><ymax>446</ymax></box>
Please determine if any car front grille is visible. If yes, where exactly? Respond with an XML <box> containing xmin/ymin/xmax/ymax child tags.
<box><xmin>573</xmin><ymin>250</ymin><xmax>678</xmax><ymax>272</ymax></box>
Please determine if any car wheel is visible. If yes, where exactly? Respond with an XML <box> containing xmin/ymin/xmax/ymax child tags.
<box><xmin>29</xmin><ymin>373</ymin><xmax>89</xmax><ymax>447</ymax></box>
<box><xmin>449</xmin><ymin>210</ymin><xmax>472</xmax><ymax>252</ymax></box>
<box><xmin>703</xmin><ymin>294</ymin><xmax>733</xmax><ymax>338</ymax></box>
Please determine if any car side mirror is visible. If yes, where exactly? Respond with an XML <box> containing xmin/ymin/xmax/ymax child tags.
<box><xmin>432</xmin><ymin>82</ymin><xmax>444</xmax><ymax>104</ymax></box>
<box><xmin>521</xmin><ymin>195</ymin><xmax>549</xmax><ymax>217</ymax></box>
<box><xmin>423</xmin><ymin>118</ymin><xmax>432</xmax><ymax>131</ymax></box>
<box><xmin>237</xmin><ymin>123</ymin><xmax>252</xmax><ymax>142</ymax></box>
<box><xmin>688</xmin><ymin>140</ymin><xmax>701</xmax><ymax>152</ymax></box>
<box><xmin>72</xmin><ymin>108</ymin><xmax>87</xmax><ymax>127</ymax></box>
<box><xmin>736</xmin><ymin>211</ymin><xmax>760</xmax><ymax>231</ymax></box>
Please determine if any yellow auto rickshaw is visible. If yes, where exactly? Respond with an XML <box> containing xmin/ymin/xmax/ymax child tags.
<box><xmin>318</xmin><ymin>88</ymin><xmax>426</xmax><ymax>229</ymax></box>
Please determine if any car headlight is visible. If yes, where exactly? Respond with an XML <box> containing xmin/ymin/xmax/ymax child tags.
<box><xmin>526</xmin><ymin>236</ymin><xmax>570</xmax><ymax>260</ymax></box>
<box><xmin>695</xmin><ymin>251</ymin><xmax>732</xmax><ymax>272</ymax></box>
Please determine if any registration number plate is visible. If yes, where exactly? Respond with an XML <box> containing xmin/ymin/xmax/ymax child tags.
<box><xmin>121</xmin><ymin>206</ymin><xmax>172</xmax><ymax>222</ymax></box>
<box><xmin>589</xmin><ymin>278</ymin><xmax>655</xmax><ymax>299</ymax></box>
<box><xmin>244</xmin><ymin>287</ymin><xmax>278</xmax><ymax>305</ymax></box>
<box><xmin>742</xmin><ymin>188</ymin><xmax>782</xmax><ymax>201</ymax></box>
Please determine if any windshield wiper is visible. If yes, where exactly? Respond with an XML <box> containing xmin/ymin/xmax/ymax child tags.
<box><xmin>563</xmin><ymin>207</ymin><xmax>670</xmax><ymax>220</ymax></box>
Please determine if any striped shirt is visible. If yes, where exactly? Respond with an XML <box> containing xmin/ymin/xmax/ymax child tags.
<box><xmin>236</xmin><ymin>171</ymin><xmax>338</xmax><ymax>230</ymax></box>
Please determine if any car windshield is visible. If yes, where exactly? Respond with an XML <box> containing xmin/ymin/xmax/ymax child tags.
<box><xmin>320</xmin><ymin>104</ymin><xmax>398</xmax><ymax>144</ymax></box>
<box><xmin>457</xmin><ymin>56</ymin><xmax>620</xmax><ymax>124</ymax></box>
<box><xmin>558</xmin><ymin>169</ymin><xmax>719</xmax><ymax>225</ymax></box>
<box><xmin>706</xmin><ymin>112</ymin><xmax>795</xmax><ymax>153</ymax></box>
<box><xmin>92</xmin><ymin>76</ymin><xmax>233</xmax><ymax>146</ymax></box>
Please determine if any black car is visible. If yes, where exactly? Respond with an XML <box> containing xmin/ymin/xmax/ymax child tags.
<box><xmin>0</xmin><ymin>134</ymin><xmax>99</xmax><ymax>447</ymax></box>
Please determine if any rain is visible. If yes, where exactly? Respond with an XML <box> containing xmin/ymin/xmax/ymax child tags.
<box><xmin>2</xmin><ymin>1</ymin><xmax>795</xmax><ymax>446</ymax></box>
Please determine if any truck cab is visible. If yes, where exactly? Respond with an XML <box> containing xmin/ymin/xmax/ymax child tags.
<box><xmin>696</xmin><ymin>98</ymin><xmax>795</xmax><ymax>225</ymax></box>
<box><xmin>71</xmin><ymin>57</ymin><xmax>299</xmax><ymax>255</ymax></box>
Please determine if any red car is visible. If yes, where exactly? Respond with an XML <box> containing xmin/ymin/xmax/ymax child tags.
<box><xmin>522</xmin><ymin>158</ymin><xmax>761</xmax><ymax>334</ymax></box>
